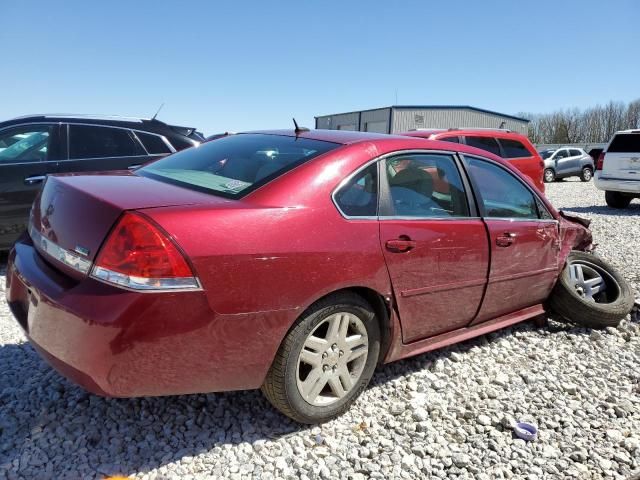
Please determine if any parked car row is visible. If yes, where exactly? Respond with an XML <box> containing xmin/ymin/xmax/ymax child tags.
<box><xmin>6</xmin><ymin>126</ymin><xmax>635</xmax><ymax>423</ymax></box>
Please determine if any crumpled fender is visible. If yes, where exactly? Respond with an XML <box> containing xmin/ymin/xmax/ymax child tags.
<box><xmin>557</xmin><ymin>210</ymin><xmax>594</xmax><ymax>268</ymax></box>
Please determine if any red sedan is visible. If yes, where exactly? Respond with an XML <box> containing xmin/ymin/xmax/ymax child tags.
<box><xmin>6</xmin><ymin>129</ymin><xmax>634</xmax><ymax>423</ymax></box>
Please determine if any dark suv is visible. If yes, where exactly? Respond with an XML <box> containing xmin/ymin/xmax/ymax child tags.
<box><xmin>0</xmin><ymin>114</ymin><xmax>203</xmax><ymax>250</ymax></box>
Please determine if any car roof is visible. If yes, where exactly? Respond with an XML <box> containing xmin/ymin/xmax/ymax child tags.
<box><xmin>402</xmin><ymin>128</ymin><xmax>527</xmax><ymax>140</ymax></box>
<box><xmin>0</xmin><ymin>114</ymin><xmax>197</xmax><ymax>137</ymax></box>
<box><xmin>246</xmin><ymin>129</ymin><xmax>408</xmax><ymax>145</ymax></box>
<box><xmin>612</xmin><ymin>129</ymin><xmax>640</xmax><ymax>134</ymax></box>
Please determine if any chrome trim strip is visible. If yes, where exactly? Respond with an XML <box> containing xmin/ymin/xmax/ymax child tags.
<box><xmin>44</xmin><ymin>114</ymin><xmax>145</xmax><ymax>122</ymax></box>
<box><xmin>29</xmin><ymin>224</ymin><xmax>92</xmax><ymax>274</ymax></box>
<box><xmin>91</xmin><ymin>266</ymin><xmax>202</xmax><ymax>292</ymax></box>
<box><xmin>0</xmin><ymin>154</ymin><xmax>167</xmax><ymax>167</ymax></box>
<box><xmin>129</xmin><ymin>130</ymin><xmax>149</xmax><ymax>155</ymax></box>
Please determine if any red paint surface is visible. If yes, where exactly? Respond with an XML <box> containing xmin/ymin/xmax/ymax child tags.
<box><xmin>6</xmin><ymin>130</ymin><xmax>591</xmax><ymax>397</ymax></box>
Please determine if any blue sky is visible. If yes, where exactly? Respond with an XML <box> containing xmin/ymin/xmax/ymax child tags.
<box><xmin>2</xmin><ymin>0</ymin><xmax>639</xmax><ymax>135</ymax></box>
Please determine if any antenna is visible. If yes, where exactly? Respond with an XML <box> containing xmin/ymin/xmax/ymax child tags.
<box><xmin>293</xmin><ymin>118</ymin><xmax>309</xmax><ymax>134</ymax></box>
<box><xmin>151</xmin><ymin>103</ymin><xmax>165</xmax><ymax>121</ymax></box>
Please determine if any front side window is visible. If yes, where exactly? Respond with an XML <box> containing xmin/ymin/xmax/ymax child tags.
<box><xmin>466</xmin><ymin>157</ymin><xmax>538</xmax><ymax>219</ymax></box>
<box><xmin>69</xmin><ymin>125</ymin><xmax>144</xmax><ymax>159</ymax></box>
<box><xmin>499</xmin><ymin>138</ymin><xmax>531</xmax><ymax>158</ymax></box>
<box><xmin>465</xmin><ymin>136</ymin><xmax>501</xmax><ymax>156</ymax></box>
<box><xmin>554</xmin><ymin>149</ymin><xmax>569</xmax><ymax>159</ymax></box>
<box><xmin>385</xmin><ymin>154</ymin><xmax>469</xmax><ymax>218</ymax></box>
<box><xmin>334</xmin><ymin>163</ymin><xmax>378</xmax><ymax>217</ymax></box>
<box><xmin>0</xmin><ymin>125</ymin><xmax>51</xmax><ymax>163</ymax></box>
<box><xmin>139</xmin><ymin>133</ymin><xmax>340</xmax><ymax>198</ymax></box>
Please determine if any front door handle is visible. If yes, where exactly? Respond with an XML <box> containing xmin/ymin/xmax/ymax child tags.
<box><xmin>24</xmin><ymin>175</ymin><xmax>46</xmax><ymax>185</ymax></box>
<box><xmin>496</xmin><ymin>232</ymin><xmax>517</xmax><ymax>247</ymax></box>
<box><xmin>385</xmin><ymin>236</ymin><xmax>416</xmax><ymax>253</ymax></box>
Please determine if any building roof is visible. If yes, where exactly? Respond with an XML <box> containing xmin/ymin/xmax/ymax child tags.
<box><xmin>315</xmin><ymin>105</ymin><xmax>530</xmax><ymax>123</ymax></box>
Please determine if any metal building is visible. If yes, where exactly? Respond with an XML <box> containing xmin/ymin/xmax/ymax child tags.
<box><xmin>315</xmin><ymin>105</ymin><xmax>530</xmax><ymax>135</ymax></box>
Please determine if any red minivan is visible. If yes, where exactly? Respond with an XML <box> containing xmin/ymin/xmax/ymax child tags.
<box><xmin>401</xmin><ymin>128</ymin><xmax>545</xmax><ymax>192</ymax></box>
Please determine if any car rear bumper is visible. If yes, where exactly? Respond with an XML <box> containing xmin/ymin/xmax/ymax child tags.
<box><xmin>594</xmin><ymin>173</ymin><xmax>640</xmax><ymax>195</ymax></box>
<box><xmin>6</xmin><ymin>234</ymin><xmax>291</xmax><ymax>397</ymax></box>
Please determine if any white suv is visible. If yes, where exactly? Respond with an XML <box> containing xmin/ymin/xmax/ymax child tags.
<box><xmin>594</xmin><ymin>129</ymin><xmax>640</xmax><ymax>208</ymax></box>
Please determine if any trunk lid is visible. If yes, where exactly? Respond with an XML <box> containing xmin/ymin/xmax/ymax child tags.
<box><xmin>31</xmin><ymin>171</ymin><xmax>234</xmax><ymax>277</ymax></box>
<box><xmin>602</xmin><ymin>132</ymin><xmax>640</xmax><ymax>180</ymax></box>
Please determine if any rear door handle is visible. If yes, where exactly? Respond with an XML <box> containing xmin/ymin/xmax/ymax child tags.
<box><xmin>496</xmin><ymin>232</ymin><xmax>516</xmax><ymax>247</ymax></box>
<box><xmin>24</xmin><ymin>175</ymin><xmax>46</xmax><ymax>185</ymax></box>
<box><xmin>385</xmin><ymin>237</ymin><xmax>416</xmax><ymax>253</ymax></box>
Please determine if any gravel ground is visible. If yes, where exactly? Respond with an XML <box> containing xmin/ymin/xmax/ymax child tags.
<box><xmin>1</xmin><ymin>180</ymin><xmax>639</xmax><ymax>480</ymax></box>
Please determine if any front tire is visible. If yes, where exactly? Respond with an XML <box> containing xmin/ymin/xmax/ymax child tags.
<box><xmin>605</xmin><ymin>191</ymin><xmax>632</xmax><ymax>209</ymax></box>
<box><xmin>544</xmin><ymin>168</ymin><xmax>556</xmax><ymax>183</ymax></box>
<box><xmin>580</xmin><ymin>166</ymin><xmax>593</xmax><ymax>182</ymax></box>
<box><xmin>262</xmin><ymin>292</ymin><xmax>380</xmax><ymax>423</ymax></box>
<box><xmin>549</xmin><ymin>251</ymin><xmax>634</xmax><ymax>328</ymax></box>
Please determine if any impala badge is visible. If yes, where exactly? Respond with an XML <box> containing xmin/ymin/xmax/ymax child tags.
<box><xmin>74</xmin><ymin>245</ymin><xmax>90</xmax><ymax>257</ymax></box>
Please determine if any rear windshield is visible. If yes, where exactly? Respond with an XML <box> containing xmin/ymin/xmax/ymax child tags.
<box><xmin>608</xmin><ymin>133</ymin><xmax>640</xmax><ymax>153</ymax></box>
<box><xmin>138</xmin><ymin>133</ymin><xmax>340</xmax><ymax>198</ymax></box>
<box><xmin>540</xmin><ymin>150</ymin><xmax>555</xmax><ymax>159</ymax></box>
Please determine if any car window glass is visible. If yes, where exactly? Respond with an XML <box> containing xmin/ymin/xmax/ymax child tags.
<box><xmin>499</xmin><ymin>138</ymin><xmax>530</xmax><ymax>158</ymax></box>
<box><xmin>467</xmin><ymin>157</ymin><xmax>538</xmax><ymax>219</ymax></box>
<box><xmin>0</xmin><ymin>125</ymin><xmax>51</xmax><ymax>163</ymax></box>
<box><xmin>69</xmin><ymin>125</ymin><xmax>144</xmax><ymax>159</ymax></box>
<box><xmin>536</xmin><ymin>197</ymin><xmax>554</xmax><ymax>220</ymax></box>
<box><xmin>334</xmin><ymin>163</ymin><xmax>378</xmax><ymax>217</ymax></box>
<box><xmin>607</xmin><ymin>134</ymin><xmax>640</xmax><ymax>152</ymax></box>
<box><xmin>136</xmin><ymin>131</ymin><xmax>172</xmax><ymax>155</ymax></box>
<box><xmin>464</xmin><ymin>136</ymin><xmax>501</xmax><ymax>156</ymax></box>
<box><xmin>569</xmin><ymin>149</ymin><xmax>582</xmax><ymax>157</ymax></box>
<box><xmin>554</xmin><ymin>149</ymin><xmax>568</xmax><ymax>159</ymax></box>
<box><xmin>385</xmin><ymin>154</ymin><xmax>469</xmax><ymax>218</ymax></box>
<box><xmin>440</xmin><ymin>136</ymin><xmax>460</xmax><ymax>143</ymax></box>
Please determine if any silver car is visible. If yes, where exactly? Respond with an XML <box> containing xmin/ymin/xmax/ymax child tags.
<box><xmin>540</xmin><ymin>147</ymin><xmax>594</xmax><ymax>182</ymax></box>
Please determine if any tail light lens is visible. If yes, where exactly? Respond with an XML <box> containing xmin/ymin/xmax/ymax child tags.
<box><xmin>596</xmin><ymin>152</ymin><xmax>605</xmax><ymax>170</ymax></box>
<box><xmin>91</xmin><ymin>212</ymin><xmax>199</xmax><ymax>291</ymax></box>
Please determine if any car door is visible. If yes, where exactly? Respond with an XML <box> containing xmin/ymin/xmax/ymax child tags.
<box><xmin>567</xmin><ymin>149</ymin><xmax>584</xmax><ymax>174</ymax></box>
<box><xmin>378</xmin><ymin>152</ymin><xmax>490</xmax><ymax>343</ymax></box>
<box><xmin>461</xmin><ymin>155</ymin><xmax>560</xmax><ymax>323</ymax></box>
<box><xmin>553</xmin><ymin>148</ymin><xmax>571</xmax><ymax>175</ymax></box>
<box><xmin>61</xmin><ymin>124</ymin><xmax>151</xmax><ymax>174</ymax></box>
<box><xmin>0</xmin><ymin>123</ymin><xmax>62</xmax><ymax>249</ymax></box>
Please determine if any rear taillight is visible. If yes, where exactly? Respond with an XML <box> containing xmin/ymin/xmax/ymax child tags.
<box><xmin>91</xmin><ymin>212</ymin><xmax>200</xmax><ymax>291</ymax></box>
<box><xmin>596</xmin><ymin>152</ymin><xmax>605</xmax><ymax>170</ymax></box>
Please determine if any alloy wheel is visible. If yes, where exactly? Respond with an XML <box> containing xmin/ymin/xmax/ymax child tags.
<box><xmin>296</xmin><ymin>312</ymin><xmax>369</xmax><ymax>406</ymax></box>
<box><xmin>568</xmin><ymin>260</ymin><xmax>620</xmax><ymax>303</ymax></box>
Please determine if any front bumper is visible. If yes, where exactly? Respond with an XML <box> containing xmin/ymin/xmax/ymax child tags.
<box><xmin>6</xmin><ymin>234</ymin><xmax>286</xmax><ymax>397</ymax></box>
<box><xmin>594</xmin><ymin>173</ymin><xmax>640</xmax><ymax>195</ymax></box>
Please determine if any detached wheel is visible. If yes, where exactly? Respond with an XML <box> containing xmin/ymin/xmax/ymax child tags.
<box><xmin>580</xmin><ymin>166</ymin><xmax>593</xmax><ymax>182</ymax></box>
<box><xmin>544</xmin><ymin>168</ymin><xmax>556</xmax><ymax>183</ymax></box>
<box><xmin>605</xmin><ymin>191</ymin><xmax>631</xmax><ymax>209</ymax></box>
<box><xmin>549</xmin><ymin>251</ymin><xmax>634</xmax><ymax>328</ymax></box>
<box><xmin>262</xmin><ymin>293</ymin><xmax>380</xmax><ymax>423</ymax></box>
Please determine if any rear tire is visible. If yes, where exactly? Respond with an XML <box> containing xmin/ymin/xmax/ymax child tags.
<box><xmin>605</xmin><ymin>191</ymin><xmax>632</xmax><ymax>209</ymax></box>
<box><xmin>261</xmin><ymin>292</ymin><xmax>380</xmax><ymax>423</ymax></box>
<box><xmin>544</xmin><ymin>168</ymin><xmax>556</xmax><ymax>183</ymax></box>
<box><xmin>580</xmin><ymin>167</ymin><xmax>593</xmax><ymax>182</ymax></box>
<box><xmin>549</xmin><ymin>251</ymin><xmax>634</xmax><ymax>328</ymax></box>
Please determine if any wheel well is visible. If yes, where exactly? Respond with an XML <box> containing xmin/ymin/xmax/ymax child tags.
<box><xmin>312</xmin><ymin>287</ymin><xmax>393</xmax><ymax>364</ymax></box>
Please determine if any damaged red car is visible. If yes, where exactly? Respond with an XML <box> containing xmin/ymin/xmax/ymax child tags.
<box><xmin>6</xmin><ymin>129</ymin><xmax>634</xmax><ymax>423</ymax></box>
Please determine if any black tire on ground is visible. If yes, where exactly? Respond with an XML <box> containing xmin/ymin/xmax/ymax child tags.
<box><xmin>605</xmin><ymin>191</ymin><xmax>632</xmax><ymax>209</ymax></box>
<box><xmin>543</xmin><ymin>168</ymin><xmax>556</xmax><ymax>183</ymax></box>
<box><xmin>261</xmin><ymin>292</ymin><xmax>380</xmax><ymax>423</ymax></box>
<box><xmin>580</xmin><ymin>166</ymin><xmax>593</xmax><ymax>182</ymax></box>
<box><xmin>549</xmin><ymin>251</ymin><xmax>634</xmax><ymax>328</ymax></box>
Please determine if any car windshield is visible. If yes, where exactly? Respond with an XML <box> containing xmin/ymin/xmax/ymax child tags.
<box><xmin>540</xmin><ymin>150</ymin><xmax>555</xmax><ymax>159</ymax></box>
<box><xmin>138</xmin><ymin>133</ymin><xmax>340</xmax><ymax>198</ymax></box>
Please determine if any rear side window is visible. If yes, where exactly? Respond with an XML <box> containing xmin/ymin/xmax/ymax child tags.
<box><xmin>69</xmin><ymin>125</ymin><xmax>144</xmax><ymax>159</ymax></box>
<box><xmin>0</xmin><ymin>125</ymin><xmax>52</xmax><ymax>163</ymax></box>
<box><xmin>136</xmin><ymin>131</ymin><xmax>172</xmax><ymax>155</ymax></box>
<box><xmin>499</xmin><ymin>138</ymin><xmax>531</xmax><ymax>158</ymax></box>
<box><xmin>334</xmin><ymin>163</ymin><xmax>378</xmax><ymax>217</ymax></box>
<box><xmin>569</xmin><ymin>149</ymin><xmax>582</xmax><ymax>156</ymax></box>
<box><xmin>608</xmin><ymin>134</ymin><xmax>640</xmax><ymax>153</ymax></box>
<box><xmin>467</xmin><ymin>157</ymin><xmax>538</xmax><ymax>219</ymax></box>
<box><xmin>439</xmin><ymin>136</ymin><xmax>460</xmax><ymax>143</ymax></box>
<box><xmin>465</xmin><ymin>136</ymin><xmax>501</xmax><ymax>156</ymax></box>
<box><xmin>139</xmin><ymin>133</ymin><xmax>340</xmax><ymax>198</ymax></box>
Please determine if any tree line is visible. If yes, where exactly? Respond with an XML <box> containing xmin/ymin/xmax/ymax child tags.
<box><xmin>519</xmin><ymin>99</ymin><xmax>640</xmax><ymax>144</ymax></box>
